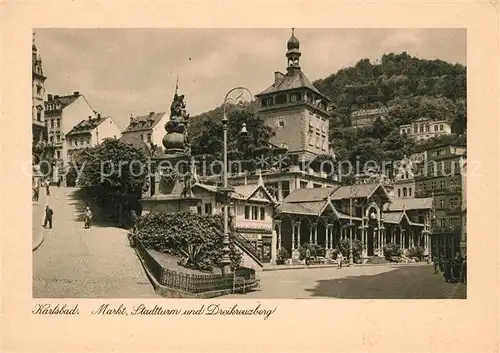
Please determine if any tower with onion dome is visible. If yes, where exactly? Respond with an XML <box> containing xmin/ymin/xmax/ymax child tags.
<box><xmin>255</xmin><ymin>28</ymin><xmax>333</xmax><ymax>160</ymax></box>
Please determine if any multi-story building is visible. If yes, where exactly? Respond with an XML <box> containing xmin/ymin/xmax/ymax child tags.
<box><xmin>399</xmin><ymin>117</ymin><xmax>451</xmax><ymax>141</ymax></box>
<box><xmin>121</xmin><ymin>112</ymin><xmax>170</xmax><ymax>148</ymax></box>
<box><xmin>392</xmin><ymin>153</ymin><xmax>427</xmax><ymax>200</ymax></box>
<box><xmin>461</xmin><ymin>155</ymin><xmax>467</xmax><ymax>256</ymax></box>
<box><xmin>66</xmin><ymin>114</ymin><xmax>121</xmax><ymax>162</ymax></box>
<box><xmin>350</xmin><ymin>106</ymin><xmax>390</xmax><ymax>128</ymax></box>
<box><xmin>255</xmin><ymin>29</ymin><xmax>332</xmax><ymax>160</ymax></box>
<box><xmin>32</xmin><ymin>33</ymin><xmax>47</xmax><ymax>160</ymax></box>
<box><xmin>44</xmin><ymin>92</ymin><xmax>97</xmax><ymax>163</ymax></box>
<box><xmin>414</xmin><ymin>143</ymin><xmax>466</xmax><ymax>258</ymax></box>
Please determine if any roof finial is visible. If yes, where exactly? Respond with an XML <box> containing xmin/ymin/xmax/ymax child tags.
<box><xmin>175</xmin><ymin>74</ymin><xmax>179</xmax><ymax>95</ymax></box>
<box><xmin>257</xmin><ymin>169</ymin><xmax>263</xmax><ymax>186</ymax></box>
<box><xmin>292</xmin><ymin>28</ymin><xmax>295</xmax><ymax>36</ymax></box>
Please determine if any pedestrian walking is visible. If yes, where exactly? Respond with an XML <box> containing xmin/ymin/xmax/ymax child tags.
<box><xmin>83</xmin><ymin>206</ymin><xmax>93</xmax><ymax>229</ymax></box>
<box><xmin>130</xmin><ymin>210</ymin><xmax>138</xmax><ymax>233</ymax></box>
<box><xmin>443</xmin><ymin>257</ymin><xmax>452</xmax><ymax>283</ymax></box>
<box><xmin>337</xmin><ymin>251</ymin><xmax>344</xmax><ymax>270</ymax></box>
<box><xmin>305</xmin><ymin>248</ymin><xmax>311</xmax><ymax>266</ymax></box>
<box><xmin>43</xmin><ymin>205</ymin><xmax>54</xmax><ymax>229</ymax></box>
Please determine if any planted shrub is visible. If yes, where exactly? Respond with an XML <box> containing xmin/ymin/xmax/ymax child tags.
<box><xmin>298</xmin><ymin>243</ymin><xmax>326</xmax><ymax>260</ymax></box>
<box><xmin>276</xmin><ymin>248</ymin><xmax>290</xmax><ymax>265</ymax></box>
<box><xmin>135</xmin><ymin>212</ymin><xmax>242</xmax><ymax>272</ymax></box>
<box><xmin>406</xmin><ymin>246</ymin><xmax>425</xmax><ymax>261</ymax></box>
<box><xmin>337</xmin><ymin>238</ymin><xmax>362</xmax><ymax>261</ymax></box>
<box><xmin>383</xmin><ymin>242</ymin><xmax>402</xmax><ymax>261</ymax></box>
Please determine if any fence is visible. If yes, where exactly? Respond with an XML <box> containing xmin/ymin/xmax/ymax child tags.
<box><xmin>135</xmin><ymin>239</ymin><xmax>258</xmax><ymax>295</ymax></box>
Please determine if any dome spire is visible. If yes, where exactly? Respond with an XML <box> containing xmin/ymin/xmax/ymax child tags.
<box><xmin>286</xmin><ymin>28</ymin><xmax>301</xmax><ymax>71</ymax></box>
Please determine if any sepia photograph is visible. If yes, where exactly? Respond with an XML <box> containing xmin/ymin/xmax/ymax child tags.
<box><xmin>32</xmin><ymin>28</ymin><xmax>467</xmax><ymax>299</ymax></box>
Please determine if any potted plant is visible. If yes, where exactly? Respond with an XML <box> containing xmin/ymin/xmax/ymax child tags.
<box><xmin>276</xmin><ymin>248</ymin><xmax>290</xmax><ymax>265</ymax></box>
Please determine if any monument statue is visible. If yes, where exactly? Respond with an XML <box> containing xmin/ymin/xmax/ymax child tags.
<box><xmin>163</xmin><ymin>88</ymin><xmax>191</xmax><ymax>154</ymax></box>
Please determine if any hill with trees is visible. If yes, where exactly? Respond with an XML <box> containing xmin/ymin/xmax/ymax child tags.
<box><xmin>187</xmin><ymin>52</ymin><xmax>467</xmax><ymax>176</ymax></box>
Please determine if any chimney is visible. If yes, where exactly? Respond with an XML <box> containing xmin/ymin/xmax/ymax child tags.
<box><xmin>97</xmin><ymin>113</ymin><xmax>101</xmax><ymax>119</ymax></box>
<box><xmin>74</xmin><ymin>91</ymin><xmax>80</xmax><ymax>96</ymax></box>
<box><xmin>88</xmin><ymin>116</ymin><xmax>92</xmax><ymax>122</ymax></box>
<box><xmin>274</xmin><ymin>71</ymin><xmax>285</xmax><ymax>85</ymax></box>
<box><xmin>130</xmin><ymin>114</ymin><xmax>134</xmax><ymax>123</ymax></box>
<box><xmin>149</xmin><ymin>112</ymin><xmax>155</xmax><ymax>116</ymax></box>
<box><xmin>54</xmin><ymin>95</ymin><xmax>59</xmax><ymax>99</ymax></box>
<box><xmin>47</xmin><ymin>94</ymin><xmax>53</xmax><ymax>101</ymax></box>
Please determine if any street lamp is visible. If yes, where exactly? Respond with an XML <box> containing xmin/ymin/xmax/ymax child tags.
<box><xmin>220</xmin><ymin>86</ymin><xmax>253</xmax><ymax>275</ymax></box>
<box><xmin>349</xmin><ymin>184</ymin><xmax>359</xmax><ymax>265</ymax></box>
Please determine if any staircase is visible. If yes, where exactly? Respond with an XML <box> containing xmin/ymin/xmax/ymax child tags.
<box><xmin>233</xmin><ymin>232</ymin><xmax>263</xmax><ymax>269</ymax></box>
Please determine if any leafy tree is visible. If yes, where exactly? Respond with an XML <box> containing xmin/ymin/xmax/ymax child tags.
<box><xmin>72</xmin><ymin>138</ymin><xmax>148</xmax><ymax>225</ymax></box>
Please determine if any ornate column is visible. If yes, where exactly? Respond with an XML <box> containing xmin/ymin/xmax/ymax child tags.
<box><xmin>291</xmin><ymin>222</ymin><xmax>296</xmax><ymax>251</ymax></box>
<box><xmin>380</xmin><ymin>226</ymin><xmax>385</xmax><ymax>256</ymax></box>
<box><xmin>309</xmin><ymin>225</ymin><xmax>313</xmax><ymax>243</ymax></box>
<box><xmin>276</xmin><ymin>221</ymin><xmax>282</xmax><ymax>251</ymax></box>
<box><xmin>292</xmin><ymin>221</ymin><xmax>301</xmax><ymax>260</ymax></box>
<box><xmin>362</xmin><ymin>225</ymin><xmax>368</xmax><ymax>258</ymax></box>
<box><xmin>313</xmin><ymin>223</ymin><xmax>318</xmax><ymax>245</ymax></box>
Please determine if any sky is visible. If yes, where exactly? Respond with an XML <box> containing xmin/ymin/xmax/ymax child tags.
<box><xmin>35</xmin><ymin>28</ymin><xmax>466</xmax><ymax>131</ymax></box>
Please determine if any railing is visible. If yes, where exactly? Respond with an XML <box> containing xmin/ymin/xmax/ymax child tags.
<box><xmin>233</xmin><ymin>232</ymin><xmax>263</xmax><ymax>266</ymax></box>
<box><xmin>135</xmin><ymin>240</ymin><xmax>258</xmax><ymax>294</ymax></box>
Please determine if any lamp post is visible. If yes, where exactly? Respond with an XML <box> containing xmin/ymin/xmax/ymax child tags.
<box><xmin>220</xmin><ymin>86</ymin><xmax>253</xmax><ymax>275</ymax></box>
<box><xmin>349</xmin><ymin>184</ymin><xmax>358</xmax><ymax>265</ymax></box>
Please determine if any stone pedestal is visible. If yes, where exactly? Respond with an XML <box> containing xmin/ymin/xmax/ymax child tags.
<box><xmin>292</xmin><ymin>249</ymin><xmax>300</xmax><ymax>260</ymax></box>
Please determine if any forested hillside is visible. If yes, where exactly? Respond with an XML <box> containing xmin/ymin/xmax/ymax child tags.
<box><xmin>188</xmin><ymin>52</ymin><xmax>467</xmax><ymax>167</ymax></box>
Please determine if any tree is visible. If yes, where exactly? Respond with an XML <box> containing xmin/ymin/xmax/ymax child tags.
<box><xmin>73</xmin><ymin>137</ymin><xmax>148</xmax><ymax>225</ymax></box>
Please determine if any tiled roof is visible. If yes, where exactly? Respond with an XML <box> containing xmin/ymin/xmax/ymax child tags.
<box><xmin>382</xmin><ymin>211</ymin><xmax>404</xmax><ymax>224</ymax></box>
<box><xmin>256</xmin><ymin>70</ymin><xmax>328</xmax><ymax>100</ymax></box>
<box><xmin>278</xmin><ymin>202</ymin><xmax>320</xmax><ymax>215</ymax></box>
<box><xmin>194</xmin><ymin>183</ymin><xmax>276</xmax><ymax>203</ymax></box>
<box><xmin>45</xmin><ymin>94</ymin><xmax>80</xmax><ymax>109</ymax></box>
<box><xmin>67</xmin><ymin>117</ymin><xmax>107</xmax><ymax>136</ymax></box>
<box><xmin>283</xmin><ymin>187</ymin><xmax>336</xmax><ymax>203</ymax></box>
<box><xmin>385</xmin><ymin>198</ymin><xmax>433</xmax><ymax>211</ymax></box>
<box><xmin>330</xmin><ymin>183</ymin><xmax>388</xmax><ymax>200</ymax></box>
<box><xmin>119</xmin><ymin>134</ymin><xmax>150</xmax><ymax>153</ymax></box>
<box><xmin>123</xmin><ymin>112</ymin><xmax>166</xmax><ymax>132</ymax></box>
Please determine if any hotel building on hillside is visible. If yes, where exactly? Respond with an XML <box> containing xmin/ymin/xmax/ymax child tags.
<box><xmin>350</xmin><ymin>106</ymin><xmax>390</xmax><ymax>128</ymax></box>
<box><xmin>399</xmin><ymin>117</ymin><xmax>452</xmax><ymax>141</ymax></box>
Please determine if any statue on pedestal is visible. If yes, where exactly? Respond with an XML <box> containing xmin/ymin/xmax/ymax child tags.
<box><xmin>163</xmin><ymin>87</ymin><xmax>191</xmax><ymax>154</ymax></box>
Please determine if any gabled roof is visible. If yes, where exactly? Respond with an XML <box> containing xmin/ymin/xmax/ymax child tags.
<box><xmin>193</xmin><ymin>183</ymin><xmax>277</xmax><ymax>204</ymax></box>
<box><xmin>44</xmin><ymin>94</ymin><xmax>80</xmax><ymax>110</ymax></box>
<box><xmin>123</xmin><ymin>112</ymin><xmax>166</xmax><ymax>133</ymax></box>
<box><xmin>256</xmin><ymin>70</ymin><xmax>329</xmax><ymax>101</ymax></box>
<box><xmin>382</xmin><ymin>211</ymin><xmax>425</xmax><ymax>227</ymax></box>
<box><xmin>277</xmin><ymin>199</ymin><xmax>362</xmax><ymax>220</ymax></box>
<box><xmin>385</xmin><ymin>198</ymin><xmax>433</xmax><ymax>211</ymax></box>
<box><xmin>283</xmin><ymin>187</ymin><xmax>336</xmax><ymax>203</ymax></box>
<box><xmin>119</xmin><ymin>134</ymin><xmax>150</xmax><ymax>154</ymax></box>
<box><xmin>330</xmin><ymin>183</ymin><xmax>390</xmax><ymax>201</ymax></box>
<box><xmin>67</xmin><ymin>116</ymin><xmax>108</xmax><ymax>136</ymax></box>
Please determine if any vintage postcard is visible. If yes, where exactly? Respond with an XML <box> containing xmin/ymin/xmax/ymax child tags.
<box><xmin>2</xmin><ymin>2</ymin><xmax>499</xmax><ymax>352</ymax></box>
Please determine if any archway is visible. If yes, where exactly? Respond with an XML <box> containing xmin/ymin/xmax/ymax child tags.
<box><xmin>280</xmin><ymin>216</ymin><xmax>293</xmax><ymax>253</ymax></box>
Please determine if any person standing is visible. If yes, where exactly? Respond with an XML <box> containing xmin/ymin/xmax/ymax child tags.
<box><xmin>337</xmin><ymin>251</ymin><xmax>344</xmax><ymax>270</ymax></box>
<box><xmin>433</xmin><ymin>256</ymin><xmax>439</xmax><ymax>273</ymax></box>
<box><xmin>461</xmin><ymin>255</ymin><xmax>467</xmax><ymax>284</ymax></box>
<box><xmin>305</xmin><ymin>248</ymin><xmax>311</xmax><ymax>266</ymax></box>
<box><xmin>83</xmin><ymin>207</ymin><xmax>93</xmax><ymax>229</ymax></box>
<box><xmin>45</xmin><ymin>179</ymin><xmax>51</xmax><ymax>196</ymax></box>
<box><xmin>43</xmin><ymin>205</ymin><xmax>53</xmax><ymax>229</ymax></box>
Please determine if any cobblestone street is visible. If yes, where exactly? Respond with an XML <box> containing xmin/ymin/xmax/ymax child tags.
<box><xmin>33</xmin><ymin>187</ymin><xmax>157</xmax><ymax>298</ymax></box>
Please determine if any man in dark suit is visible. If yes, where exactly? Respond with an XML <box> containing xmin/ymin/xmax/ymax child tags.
<box><xmin>43</xmin><ymin>205</ymin><xmax>54</xmax><ymax>229</ymax></box>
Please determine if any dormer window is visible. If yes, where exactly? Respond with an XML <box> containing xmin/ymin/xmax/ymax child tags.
<box><xmin>262</xmin><ymin>97</ymin><xmax>273</xmax><ymax>107</ymax></box>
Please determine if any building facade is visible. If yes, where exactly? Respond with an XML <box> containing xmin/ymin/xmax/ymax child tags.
<box><xmin>121</xmin><ymin>112</ymin><xmax>170</xmax><ymax>148</ymax></box>
<box><xmin>414</xmin><ymin>143</ymin><xmax>466</xmax><ymax>258</ymax></box>
<box><xmin>44</xmin><ymin>92</ymin><xmax>97</xmax><ymax>163</ymax></box>
<box><xmin>66</xmin><ymin>115</ymin><xmax>121</xmax><ymax>162</ymax></box>
<box><xmin>399</xmin><ymin>117</ymin><xmax>451</xmax><ymax>141</ymax></box>
<box><xmin>350</xmin><ymin>106</ymin><xmax>390</xmax><ymax>128</ymax></box>
<box><xmin>255</xmin><ymin>29</ymin><xmax>332</xmax><ymax>160</ymax></box>
<box><xmin>32</xmin><ymin>33</ymin><xmax>48</xmax><ymax>161</ymax></box>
